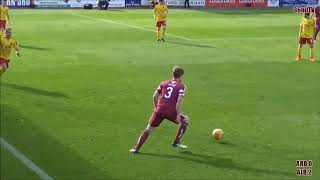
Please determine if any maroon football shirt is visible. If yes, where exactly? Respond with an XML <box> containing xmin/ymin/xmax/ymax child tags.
<box><xmin>315</xmin><ymin>6</ymin><xmax>320</xmax><ymax>27</ymax></box>
<box><xmin>155</xmin><ymin>80</ymin><xmax>186</xmax><ymax>113</ymax></box>
<box><xmin>315</xmin><ymin>6</ymin><xmax>320</xmax><ymax>18</ymax></box>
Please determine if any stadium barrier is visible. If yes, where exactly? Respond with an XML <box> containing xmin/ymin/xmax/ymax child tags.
<box><xmin>165</xmin><ymin>0</ymin><xmax>205</xmax><ymax>6</ymax></box>
<box><xmin>109</xmin><ymin>0</ymin><xmax>125</xmax><ymax>7</ymax></box>
<box><xmin>267</xmin><ymin>0</ymin><xmax>279</xmax><ymax>7</ymax></box>
<box><xmin>33</xmin><ymin>0</ymin><xmax>125</xmax><ymax>8</ymax></box>
<box><xmin>140</xmin><ymin>0</ymin><xmax>149</xmax><ymax>6</ymax></box>
<box><xmin>125</xmin><ymin>0</ymin><xmax>141</xmax><ymax>6</ymax></box>
<box><xmin>7</xmin><ymin>0</ymin><xmax>34</xmax><ymax>7</ymax></box>
<box><xmin>34</xmin><ymin>0</ymin><xmax>73</xmax><ymax>8</ymax></box>
<box><xmin>279</xmin><ymin>0</ymin><xmax>318</xmax><ymax>7</ymax></box>
<box><xmin>14</xmin><ymin>0</ymin><xmax>319</xmax><ymax>8</ymax></box>
<box><xmin>205</xmin><ymin>0</ymin><xmax>268</xmax><ymax>8</ymax></box>
<box><xmin>32</xmin><ymin>0</ymin><xmax>207</xmax><ymax>8</ymax></box>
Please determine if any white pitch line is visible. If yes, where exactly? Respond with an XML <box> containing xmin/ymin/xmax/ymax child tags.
<box><xmin>189</xmin><ymin>36</ymin><xmax>296</xmax><ymax>41</ymax></box>
<box><xmin>70</xmin><ymin>13</ymin><xmax>296</xmax><ymax>42</ymax></box>
<box><xmin>0</xmin><ymin>137</ymin><xmax>54</xmax><ymax>180</ymax></box>
<box><xmin>71</xmin><ymin>13</ymin><xmax>191</xmax><ymax>41</ymax></box>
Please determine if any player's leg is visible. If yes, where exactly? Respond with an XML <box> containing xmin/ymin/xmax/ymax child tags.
<box><xmin>156</xmin><ymin>21</ymin><xmax>161</xmax><ymax>41</ymax></box>
<box><xmin>130</xmin><ymin>124</ymin><xmax>154</xmax><ymax>153</ymax></box>
<box><xmin>0</xmin><ymin>66</ymin><xmax>4</xmax><ymax>77</ymax></box>
<box><xmin>296</xmin><ymin>44</ymin><xmax>303</xmax><ymax>60</ymax></box>
<box><xmin>172</xmin><ymin>113</ymin><xmax>189</xmax><ymax>148</ymax></box>
<box><xmin>308</xmin><ymin>40</ymin><xmax>315</xmax><ymax>61</ymax></box>
<box><xmin>0</xmin><ymin>20</ymin><xmax>6</xmax><ymax>32</ymax></box>
<box><xmin>161</xmin><ymin>21</ymin><xmax>167</xmax><ymax>42</ymax></box>
<box><xmin>0</xmin><ymin>21</ymin><xmax>4</xmax><ymax>33</ymax></box>
<box><xmin>157</xmin><ymin>27</ymin><xmax>161</xmax><ymax>41</ymax></box>
<box><xmin>315</xmin><ymin>28</ymin><xmax>320</xmax><ymax>41</ymax></box>
<box><xmin>0</xmin><ymin>59</ymin><xmax>9</xmax><ymax>77</ymax></box>
<box><xmin>0</xmin><ymin>63</ymin><xmax>8</xmax><ymax>77</ymax></box>
<box><xmin>314</xmin><ymin>22</ymin><xmax>320</xmax><ymax>41</ymax></box>
<box><xmin>105</xmin><ymin>1</ymin><xmax>109</xmax><ymax>10</ymax></box>
<box><xmin>296</xmin><ymin>38</ymin><xmax>305</xmax><ymax>60</ymax></box>
<box><xmin>130</xmin><ymin>112</ymin><xmax>163</xmax><ymax>153</ymax></box>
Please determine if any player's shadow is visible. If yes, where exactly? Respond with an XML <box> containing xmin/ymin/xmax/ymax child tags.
<box><xmin>20</xmin><ymin>45</ymin><xmax>49</xmax><ymax>51</ymax></box>
<box><xmin>1</xmin><ymin>83</ymin><xmax>70</xmax><ymax>99</ymax></box>
<box><xmin>1</xmin><ymin>104</ymin><xmax>109</xmax><ymax>179</ymax></box>
<box><xmin>216</xmin><ymin>141</ymin><xmax>236</xmax><ymax>146</ymax></box>
<box><xmin>139</xmin><ymin>151</ymin><xmax>234</xmax><ymax>168</ymax></box>
<box><xmin>166</xmin><ymin>41</ymin><xmax>216</xmax><ymax>49</ymax></box>
<box><xmin>138</xmin><ymin>151</ymin><xmax>293</xmax><ymax>177</ymax></box>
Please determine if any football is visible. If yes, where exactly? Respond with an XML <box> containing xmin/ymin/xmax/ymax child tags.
<box><xmin>212</xmin><ymin>129</ymin><xmax>224</xmax><ymax>140</ymax></box>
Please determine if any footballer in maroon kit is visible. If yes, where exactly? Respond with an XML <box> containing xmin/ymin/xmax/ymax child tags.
<box><xmin>130</xmin><ymin>66</ymin><xmax>189</xmax><ymax>153</ymax></box>
<box><xmin>314</xmin><ymin>4</ymin><xmax>320</xmax><ymax>41</ymax></box>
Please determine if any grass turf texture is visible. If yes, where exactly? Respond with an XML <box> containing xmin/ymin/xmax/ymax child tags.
<box><xmin>1</xmin><ymin>8</ymin><xmax>320</xmax><ymax>180</ymax></box>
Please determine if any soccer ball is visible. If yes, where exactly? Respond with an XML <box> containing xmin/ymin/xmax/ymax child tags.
<box><xmin>212</xmin><ymin>129</ymin><xmax>224</xmax><ymax>140</ymax></box>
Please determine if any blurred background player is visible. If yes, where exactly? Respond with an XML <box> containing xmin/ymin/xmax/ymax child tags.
<box><xmin>130</xmin><ymin>66</ymin><xmax>190</xmax><ymax>153</ymax></box>
<box><xmin>153</xmin><ymin>0</ymin><xmax>168</xmax><ymax>42</ymax></box>
<box><xmin>0</xmin><ymin>0</ymin><xmax>10</xmax><ymax>32</ymax></box>
<box><xmin>296</xmin><ymin>13</ymin><xmax>315</xmax><ymax>62</ymax></box>
<box><xmin>184</xmin><ymin>0</ymin><xmax>190</xmax><ymax>8</ymax></box>
<box><xmin>97</xmin><ymin>0</ymin><xmax>110</xmax><ymax>10</ymax></box>
<box><xmin>150</xmin><ymin>0</ymin><xmax>158</xmax><ymax>8</ymax></box>
<box><xmin>313</xmin><ymin>3</ymin><xmax>320</xmax><ymax>41</ymax></box>
<box><xmin>0</xmin><ymin>28</ymin><xmax>21</xmax><ymax>77</ymax></box>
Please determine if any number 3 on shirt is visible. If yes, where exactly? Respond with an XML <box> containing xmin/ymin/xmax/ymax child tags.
<box><xmin>164</xmin><ymin>87</ymin><xmax>173</xmax><ymax>99</ymax></box>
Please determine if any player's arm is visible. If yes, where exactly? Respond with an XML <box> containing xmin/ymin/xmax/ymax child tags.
<box><xmin>153</xmin><ymin>7</ymin><xmax>157</xmax><ymax>20</ymax></box>
<box><xmin>6</xmin><ymin>9</ymin><xmax>10</xmax><ymax>24</ymax></box>
<box><xmin>176</xmin><ymin>96</ymin><xmax>183</xmax><ymax>123</ymax></box>
<box><xmin>165</xmin><ymin>6</ymin><xmax>168</xmax><ymax>17</ymax></box>
<box><xmin>13</xmin><ymin>41</ymin><xmax>20</xmax><ymax>57</ymax></box>
<box><xmin>299</xmin><ymin>24</ymin><xmax>302</xmax><ymax>37</ymax></box>
<box><xmin>312</xmin><ymin>19</ymin><xmax>315</xmax><ymax>28</ymax></box>
<box><xmin>153</xmin><ymin>91</ymin><xmax>160</xmax><ymax>108</ymax></box>
<box><xmin>298</xmin><ymin>21</ymin><xmax>303</xmax><ymax>37</ymax></box>
<box><xmin>153</xmin><ymin>85</ymin><xmax>161</xmax><ymax>108</ymax></box>
<box><xmin>15</xmin><ymin>47</ymin><xmax>20</xmax><ymax>57</ymax></box>
<box><xmin>176</xmin><ymin>87</ymin><xmax>185</xmax><ymax>123</ymax></box>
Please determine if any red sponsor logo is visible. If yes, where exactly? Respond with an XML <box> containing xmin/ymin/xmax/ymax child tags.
<box><xmin>206</xmin><ymin>0</ymin><xmax>267</xmax><ymax>7</ymax></box>
<box><xmin>293</xmin><ymin>7</ymin><xmax>315</xmax><ymax>14</ymax></box>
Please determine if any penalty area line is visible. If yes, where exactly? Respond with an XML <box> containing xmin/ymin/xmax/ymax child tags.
<box><xmin>0</xmin><ymin>137</ymin><xmax>54</xmax><ymax>180</ymax></box>
<box><xmin>70</xmin><ymin>13</ymin><xmax>191</xmax><ymax>41</ymax></box>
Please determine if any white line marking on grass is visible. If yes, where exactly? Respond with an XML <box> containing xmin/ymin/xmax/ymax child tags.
<box><xmin>70</xmin><ymin>13</ymin><xmax>296</xmax><ymax>42</ymax></box>
<box><xmin>71</xmin><ymin>13</ymin><xmax>191</xmax><ymax>41</ymax></box>
<box><xmin>190</xmin><ymin>36</ymin><xmax>296</xmax><ymax>41</ymax></box>
<box><xmin>0</xmin><ymin>137</ymin><xmax>54</xmax><ymax>180</ymax></box>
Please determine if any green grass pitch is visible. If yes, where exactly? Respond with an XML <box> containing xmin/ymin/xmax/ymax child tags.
<box><xmin>1</xmin><ymin>8</ymin><xmax>320</xmax><ymax>180</ymax></box>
